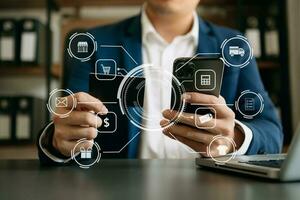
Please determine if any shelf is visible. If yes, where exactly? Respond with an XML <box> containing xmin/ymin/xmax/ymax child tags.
<box><xmin>0</xmin><ymin>144</ymin><xmax>37</xmax><ymax>159</ymax></box>
<box><xmin>0</xmin><ymin>61</ymin><xmax>279</xmax><ymax>78</ymax></box>
<box><xmin>0</xmin><ymin>64</ymin><xmax>61</xmax><ymax>78</ymax></box>
<box><xmin>56</xmin><ymin>0</ymin><xmax>143</xmax><ymax>7</ymax></box>
<box><xmin>0</xmin><ymin>0</ymin><xmax>143</xmax><ymax>9</ymax></box>
<box><xmin>257</xmin><ymin>60</ymin><xmax>280</xmax><ymax>69</ymax></box>
<box><xmin>0</xmin><ymin>0</ymin><xmax>240</xmax><ymax>10</ymax></box>
<box><xmin>0</xmin><ymin>0</ymin><xmax>60</xmax><ymax>10</ymax></box>
<box><xmin>0</xmin><ymin>0</ymin><xmax>279</xmax><ymax>10</ymax></box>
<box><xmin>56</xmin><ymin>0</ymin><xmax>241</xmax><ymax>7</ymax></box>
<box><xmin>56</xmin><ymin>0</ymin><xmax>239</xmax><ymax>7</ymax></box>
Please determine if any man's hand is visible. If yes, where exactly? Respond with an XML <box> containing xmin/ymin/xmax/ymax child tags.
<box><xmin>52</xmin><ymin>92</ymin><xmax>107</xmax><ymax>156</ymax></box>
<box><xmin>160</xmin><ymin>92</ymin><xmax>244</xmax><ymax>157</ymax></box>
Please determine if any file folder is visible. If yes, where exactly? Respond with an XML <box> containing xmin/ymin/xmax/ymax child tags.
<box><xmin>15</xmin><ymin>97</ymin><xmax>31</xmax><ymax>140</ymax></box>
<box><xmin>19</xmin><ymin>19</ymin><xmax>45</xmax><ymax>66</ymax></box>
<box><xmin>0</xmin><ymin>19</ymin><xmax>20</xmax><ymax>65</ymax></box>
<box><xmin>14</xmin><ymin>96</ymin><xmax>46</xmax><ymax>142</ymax></box>
<box><xmin>0</xmin><ymin>96</ymin><xmax>13</xmax><ymax>142</ymax></box>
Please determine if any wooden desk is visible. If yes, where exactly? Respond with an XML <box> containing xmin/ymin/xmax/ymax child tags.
<box><xmin>0</xmin><ymin>159</ymin><xmax>299</xmax><ymax>200</ymax></box>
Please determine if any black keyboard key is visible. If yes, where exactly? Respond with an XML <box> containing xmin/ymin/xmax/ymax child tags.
<box><xmin>240</xmin><ymin>159</ymin><xmax>285</xmax><ymax>168</ymax></box>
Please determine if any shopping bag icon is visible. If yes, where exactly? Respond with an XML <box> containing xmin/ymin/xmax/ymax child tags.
<box><xmin>55</xmin><ymin>97</ymin><xmax>68</xmax><ymax>108</ymax></box>
<box><xmin>80</xmin><ymin>147</ymin><xmax>92</xmax><ymax>159</ymax></box>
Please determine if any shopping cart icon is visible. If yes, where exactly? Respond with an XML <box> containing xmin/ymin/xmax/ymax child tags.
<box><xmin>101</xmin><ymin>64</ymin><xmax>111</xmax><ymax>75</ymax></box>
<box><xmin>95</xmin><ymin>59</ymin><xmax>117</xmax><ymax>81</ymax></box>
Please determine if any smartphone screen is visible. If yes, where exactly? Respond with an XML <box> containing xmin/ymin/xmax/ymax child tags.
<box><xmin>172</xmin><ymin>57</ymin><xmax>224</xmax><ymax>113</ymax></box>
<box><xmin>89</xmin><ymin>73</ymin><xmax>145</xmax><ymax>107</ymax></box>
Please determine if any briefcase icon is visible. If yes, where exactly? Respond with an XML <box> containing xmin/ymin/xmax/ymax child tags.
<box><xmin>80</xmin><ymin>147</ymin><xmax>92</xmax><ymax>159</ymax></box>
<box><xmin>55</xmin><ymin>97</ymin><xmax>68</xmax><ymax>108</ymax></box>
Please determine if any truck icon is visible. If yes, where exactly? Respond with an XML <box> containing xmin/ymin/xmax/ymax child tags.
<box><xmin>229</xmin><ymin>46</ymin><xmax>245</xmax><ymax>57</ymax></box>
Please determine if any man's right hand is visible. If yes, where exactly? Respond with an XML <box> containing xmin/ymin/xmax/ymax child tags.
<box><xmin>52</xmin><ymin>92</ymin><xmax>108</xmax><ymax>156</ymax></box>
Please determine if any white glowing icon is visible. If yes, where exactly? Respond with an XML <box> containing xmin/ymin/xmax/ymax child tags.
<box><xmin>217</xmin><ymin>145</ymin><xmax>228</xmax><ymax>156</ymax></box>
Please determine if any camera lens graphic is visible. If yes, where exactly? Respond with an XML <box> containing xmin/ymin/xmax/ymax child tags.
<box><xmin>117</xmin><ymin>65</ymin><xmax>187</xmax><ymax>131</ymax></box>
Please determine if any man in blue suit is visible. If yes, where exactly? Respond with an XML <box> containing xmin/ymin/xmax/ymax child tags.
<box><xmin>38</xmin><ymin>0</ymin><xmax>283</xmax><ymax>164</ymax></box>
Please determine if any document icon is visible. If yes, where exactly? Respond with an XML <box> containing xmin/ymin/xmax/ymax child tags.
<box><xmin>245</xmin><ymin>98</ymin><xmax>255</xmax><ymax>111</ymax></box>
<box><xmin>55</xmin><ymin>97</ymin><xmax>68</xmax><ymax>108</ymax></box>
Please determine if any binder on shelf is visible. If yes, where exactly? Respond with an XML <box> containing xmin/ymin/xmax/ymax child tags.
<box><xmin>0</xmin><ymin>19</ymin><xmax>20</xmax><ymax>65</ymax></box>
<box><xmin>15</xmin><ymin>97</ymin><xmax>31</xmax><ymax>140</ymax></box>
<box><xmin>245</xmin><ymin>16</ymin><xmax>262</xmax><ymax>59</ymax></box>
<box><xmin>19</xmin><ymin>18</ymin><xmax>46</xmax><ymax>66</ymax></box>
<box><xmin>14</xmin><ymin>96</ymin><xmax>46</xmax><ymax>142</ymax></box>
<box><xmin>265</xmin><ymin>17</ymin><xmax>280</xmax><ymax>58</ymax></box>
<box><xmin>0</xmin><ymin>97</ymin><xmax>13</xmax><ymax>142</ymax></box>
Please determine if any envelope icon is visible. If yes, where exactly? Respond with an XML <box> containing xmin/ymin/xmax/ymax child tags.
<box><xmin>55</xmin><ymin>97</ymin><xmax>68</xmax><ymax>108</ymax></box>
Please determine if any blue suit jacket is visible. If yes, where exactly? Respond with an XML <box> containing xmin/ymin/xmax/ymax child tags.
<box><xmin>39</xmin><ymin>15</ymin><xmax>283</xmax><ymax>162</ymax></box>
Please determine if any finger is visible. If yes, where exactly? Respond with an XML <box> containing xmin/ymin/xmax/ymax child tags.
<box><xmin>182</xmin><ymin>93</ymin><xmax>230</xmax><ymax>118</ymax></box>
<box><xmin>72</xmin><ymin>92</ymin><xmax>108</xmax><ymax>114</ymax></box>
<box><xmin>162</xmin><ymin>109</ymin><xmax>218</xmax><ymax>132</ymax></box>
<box><xmin>162</xmin><ymin>109</ymin><xmax>234</xmax><ymax>136</ymax></box>
<box><xmin>59</xmin><ymin>139</ymin><xmax>94</xmax><ymax>157</ymax></box>
<box><xmin>164</xmin><ymin>131</ymin><xmax>206</xmax><ymax>153</ymax></box>
<box><xmin>56</xmin><ymin>125</ymin><xmax>98</xmax><ymax>141</ymax></box>
<box><xmin>160</xmin><ymin>120</ymin><xmax>214</xmax><ymax>144</ymax></box>
<box><xmin>55</xmin><ymin>110</ymin><xmax>102</xmax><ymax>128</ymax></box>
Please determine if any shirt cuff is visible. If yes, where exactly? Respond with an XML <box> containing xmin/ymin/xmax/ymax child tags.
<box><xmin>233</xmin><ymin>120</ymin><xmax>253</xmax><ymax>155</ymax></box>
<box><xmin>39</xmin><ymin>122</ymin><xmax>73</xmax><ymax>163</ymax></box>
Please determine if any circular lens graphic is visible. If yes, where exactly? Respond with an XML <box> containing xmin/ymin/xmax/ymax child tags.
<box><xmin>117</xmin><ymin>65</ymin><xmax>186</xmax><ymax>131</ymax></box>
<box><xmin>47</xmin><ymin>89</ymin><xmax>76</xmax><ymax>118</ymax></box>
<box><xmin>235</xmin><ymin>90</ymin><xmax>264</xmax><ymax>119</ymax></box>
<box><xmin>67</xmin><ymin>32</ymin><xmax>97</xmax><ymax>62</ymax></box>
<box><xmin>71</xmin><ymin>138</ymin><xmax>101</xmax><ymax>169</ymax></box>
<box><xmin>207</xmin><ymin>135</ymin><xmax>237</xmax><ymax>164</ymax></box>
<box><xmin>221</xmin><ymin>35</ymin><xmax>253</xmax><ymax>68</ymax></box>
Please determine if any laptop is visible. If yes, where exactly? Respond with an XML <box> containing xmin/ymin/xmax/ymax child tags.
<box><xmin>196</xmin><ymin>124</ymin><xmax>300</xmax><ymax>181</ymax></box>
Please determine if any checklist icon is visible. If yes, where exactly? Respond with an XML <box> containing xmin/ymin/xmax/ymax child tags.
<box><xmin>245</xmin><ymin>98</ymin><xmax>255</xmax><ymax>111</ymax></box>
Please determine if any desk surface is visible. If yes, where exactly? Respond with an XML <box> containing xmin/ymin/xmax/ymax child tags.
<box><xmin>0</xmin><ymin>159</ymin><xmax>300</xmax><ymax>200</ymax></box>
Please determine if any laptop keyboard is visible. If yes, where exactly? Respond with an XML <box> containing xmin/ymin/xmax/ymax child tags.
<box><xmin>240</xmin><ymin>159</ymin><xmax>285</xmax><ymax>168</ymax></box>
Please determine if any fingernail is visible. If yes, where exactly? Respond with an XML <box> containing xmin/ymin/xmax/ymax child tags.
<box><xmin>162</xmin><ymin>109</ymin><xmax>170</xmax><ymax>115</ymax></box>
<box><xmin>160</xmin><ymin>119</ymin><xmax>168</xmax><ymax>126</ymax></box>
<box><xmin>99</xmin><ymin>107</ymin><xmax>108</xmax><ymax>115</ymax></box>
<box><xmin>103</xmin><ymin>107</ymin><xmax>108</xmax><ymax>114</ymax></box>
<box><xmin>182</xmin><ymin>93</ymin><xmax>191</xmax><ymax>100</ymax></box>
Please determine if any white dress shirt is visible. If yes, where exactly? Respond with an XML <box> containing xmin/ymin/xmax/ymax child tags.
<box><xmin>39</xmin><ymin>9</ymin><xmax>253</xmax><ymax>163</ymax></box>
<box><xmin>138</xmin><ymin>9</ymin><xmax>253</xmax><ymax>158</ymax></box>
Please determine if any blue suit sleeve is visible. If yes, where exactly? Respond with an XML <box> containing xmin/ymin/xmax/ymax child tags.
<box><xmin>65</xmin><ymin>57</ymin><xmax>93</xmax><ymax>92</ymax></box>
<box><xmin>236</xmin><ymin>59</ymin><xmax>284</xmax><ymax>154</ymax></box>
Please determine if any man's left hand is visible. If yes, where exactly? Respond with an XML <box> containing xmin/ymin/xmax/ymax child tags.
<box><xmin>160</xmin><ymin>92</ymin><xmax>244</xmax><ymax>157</ymax></box>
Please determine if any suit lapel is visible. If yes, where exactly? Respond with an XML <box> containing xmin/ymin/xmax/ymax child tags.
<box><xmin>119</xmin><ymin>15</ymin><xmax>143</xmax><ymax>158</ymax></box>
<box><xmin>196</xmin><ymin>17</ymin><xmax>219</xmax><ymax>56</ymax></box>
<box><xmin>195</xmin><ymin>17</ymin><xmax>235</xmax><ymax>102</ymax></box>
<box><xmin>121</xmin><ymin>15</ymin><xmax>143</xmax><ymax>72</ymax></box>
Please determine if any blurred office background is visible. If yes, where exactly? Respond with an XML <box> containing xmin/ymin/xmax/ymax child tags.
<box><xmin>0</xmin><ymin>0</ymin><xmax>299</xmax><ymax>159</ymax></box>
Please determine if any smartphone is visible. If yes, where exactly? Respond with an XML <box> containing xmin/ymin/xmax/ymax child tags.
<box><xmin>89</xmin><ymin>73</ymin><xmax>145</xmax><ymax>107</ymax></box>
<box><xmin>172</xmin><ymin>57</ymin><xmax>224</xmax><ymax>114</ymax></box>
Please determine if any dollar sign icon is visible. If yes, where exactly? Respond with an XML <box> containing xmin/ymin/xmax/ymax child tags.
<box><xmin>104</xmin><ymin>117</ymin><xmax>110</xmax><ymax>128</ymax></box>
